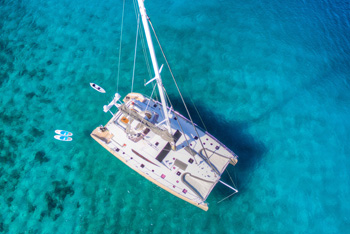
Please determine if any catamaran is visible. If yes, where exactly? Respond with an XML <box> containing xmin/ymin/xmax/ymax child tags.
<box><xmin>91</xmin><ymin>0</ymin><xmax>238</xmax><ymax>211</ymax></box>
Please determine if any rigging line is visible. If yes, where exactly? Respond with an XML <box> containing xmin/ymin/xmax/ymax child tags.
<box><xmin>140</xmin><ymin>27</ymin><xmax>157</xmax><ymax>100</ymax></box>
<box><xmin>131</xmin><ymin>14</ymin><xmax>140</xmax><ymax>93</ymax></box>
<box><xmin>148</xmin><ymin>18</ymin><xmax>207</xmax><ymax>132</ymax></box>
<box><xmin>226</xmin><ymin>168</ymin><xmax>238</xmax><ymax>189</ymax></box>
<box><xmin>145</xmin><ymin>81</ymin><xmax>157</xmax><ymax>112</ymax></box>
<box><xmin>217</xmin><ymin>191</ymin><xmax>237</xmax><ymax>204</ymax></box>
<box><xmin>190</xmin><ymin>99</ymin><xmax>208</xmax><ymax>132</ymax></box>
<box><xmin>132</xmin><ymin>0</ymin><xmax>153</xmax><ymax>82</ymax></box>
<box><xmin>163</xmin><ymin>89</ymin><xmax>198</xmax><ymax>164</ymax></box>
<box><xmin>132</xmin><ymin>0</ymin><xmax>157</xmax><ymax>100</ymax></box>
<box><xmin>116</xmin><ymin>0</ymin><xmax>126</xmax><ymax>93</ymax></box>
<box><xmin>140</xmin><ymin>26</ymin><xmax>153</xmax><ymax>81</ymax></box>
<box><xmin>132</xmin><ymin>0</ymin><xmax>138</xmax><ymax>19</ymax></box>
<box><xmin>141</xmin><ymin>27</ymin><xmax>158</xmax><ymax>101</ymax></box>
<box><xmin>148</xmin><ymin>18</ymin><xmax>214</xmax><ymax>174</ymax></box>
<box><xmin>163</xmin><ymin>89</ymin><xmax>191</xmax><ymax>146</ymax></box>
<box><xmin>152</xmin><ymin>83</ymin><xmax>159</xmax><ymax>102</ymax></box>
<box><xmin>234</xmin><ymin>165</ymin><xmax>238</xmax><ymax>188</ymax></box>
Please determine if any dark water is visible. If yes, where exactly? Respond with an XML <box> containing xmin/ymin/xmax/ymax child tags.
<box><xmin>1</xmin><ymin>0</ymin><xmax>349</xmax><ymax>233</ymax></box>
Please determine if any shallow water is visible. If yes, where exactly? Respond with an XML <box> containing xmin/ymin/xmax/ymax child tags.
<box><xmin>1</xmin><ymin>0</ymin><xmax>350</xmax><ymax>233</ymax></box>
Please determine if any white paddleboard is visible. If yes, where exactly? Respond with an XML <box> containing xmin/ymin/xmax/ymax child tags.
<box><xmin>90</xmin><ymin>83</ymin><xmax>106</xmax><ymax>93</ymax></box>
<box><xmin>54</xmin><ymin>135</ymin><xmax>72</xmax><ymax>141</ymax></box>
<box><xmin>55</xmin><ymin>130</ymin><xmax>73</xmax><ymax>136</ymax></box>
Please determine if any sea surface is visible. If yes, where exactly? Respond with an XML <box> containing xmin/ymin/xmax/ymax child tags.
<box><xmin>1</xmin><ymin>0</ymin><xmax>350</xmax><ymax>233</ymax></box>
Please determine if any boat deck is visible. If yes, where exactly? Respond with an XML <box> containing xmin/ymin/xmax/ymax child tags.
<box><xmin>91</xmin><ymin>95</ymin><xmax>238</xmax><ymax>210</ymax></box>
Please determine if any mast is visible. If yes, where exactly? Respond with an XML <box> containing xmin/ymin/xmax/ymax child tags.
<box><xmin>137</xmin><ymin>0</ymin><xmax>173</xmax><ymax>137</ymax></box>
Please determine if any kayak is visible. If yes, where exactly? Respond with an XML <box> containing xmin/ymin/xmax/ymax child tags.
<box><xmin>90</xmin><ymin>83</ymin><xmax>106</xmax><ymax>93</ymax></box>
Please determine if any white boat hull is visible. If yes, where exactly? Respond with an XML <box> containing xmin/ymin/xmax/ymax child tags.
<box><xmin>91</xmin><ymin>94</ymin><xmax>238</xmax><ymax>211</ymax></box>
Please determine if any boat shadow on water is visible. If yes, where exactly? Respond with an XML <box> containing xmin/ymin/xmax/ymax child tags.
<box><xmin>169</xmin><ymin>97</ymin><xmax>267</xmax><ymax>197</ymax></box>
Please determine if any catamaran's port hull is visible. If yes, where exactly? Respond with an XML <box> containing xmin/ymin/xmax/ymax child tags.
<box><xmin>91</xmin><ymin>129</ymin><xmax>209</xmax><ymax>211</ymax></box>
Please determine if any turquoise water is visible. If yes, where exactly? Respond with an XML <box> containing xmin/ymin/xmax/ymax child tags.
<box><xmin>1</xmin><ymin>0</ymin><xmax>350</xmax><ymax>233</ymax></box>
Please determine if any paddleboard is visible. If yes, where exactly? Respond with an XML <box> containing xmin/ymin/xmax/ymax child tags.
<box><xmin>55</xmin><ymin>130</ymin><xmax>73</xmax><ymax>136</ymax></box>
<box><xmin>54</xmin><ymin>135</ymin><xmax>72</xmax><ymax>141</ymax></box>
<box><xmin>90</xmin><ymin>83</ymin><xmax>106</xmax><ymax>93</ymax></box>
